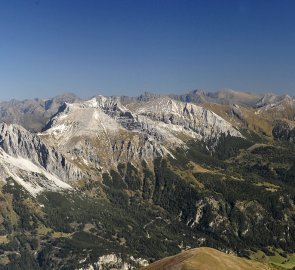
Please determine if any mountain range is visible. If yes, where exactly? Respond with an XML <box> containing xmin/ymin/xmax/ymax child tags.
<box><xmin>0</xmin><ymin>89</ymin><xmax>294</xmax><ymax>269</ymax></box>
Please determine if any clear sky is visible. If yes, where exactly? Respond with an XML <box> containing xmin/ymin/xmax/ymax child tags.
<box><xmin>0</xmin><ymin>0</ymin><xmax>294</xmax><ymax>100</ymax></box>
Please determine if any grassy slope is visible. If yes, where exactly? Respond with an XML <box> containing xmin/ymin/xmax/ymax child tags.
<box><xmin>251</xmin><ymin>249</ymin><xmax>295</xmax><ymax>270</ymax></box>
<box><xmin>142</xmin><ymin>247</ymin><xmax>273</xmax><ymax>270</ymax></box>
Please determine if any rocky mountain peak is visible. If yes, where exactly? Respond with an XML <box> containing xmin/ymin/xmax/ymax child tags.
<box><xmin>39</xmin><ymin>96</ymin><xmax>243</xmax><ymax>172</ymax></box>
<box><xmin>256</xmin><ymin>93</ymin><xmax>294</xmax><ymax>107</ymax></box>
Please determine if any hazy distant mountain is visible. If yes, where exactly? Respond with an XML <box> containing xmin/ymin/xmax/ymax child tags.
<box><xmin>0</xmin><ymin>93</ymin><xmax>81</xmax><ymax>132</ymax></box>
<box><xmin>170</xmin><ymin>88</ymin><xmax>263</xmax><ymax>106</ymax></box>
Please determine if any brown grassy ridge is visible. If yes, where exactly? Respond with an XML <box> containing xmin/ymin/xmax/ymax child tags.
<box><xmin>141</xmin><ymin>247</ymin><xmax>274</xmax><ymax>270</ymax></box>
<box><xmin>202</xmin><ymin>103</ymin><xmax>273</xmax><ymax>137</ymax></box>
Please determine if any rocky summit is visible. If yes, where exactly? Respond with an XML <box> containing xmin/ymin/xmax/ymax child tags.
<box><xmin>0</xmin><ymin>90</ymin><xmax>294</xmax><ymax>270</ymax></box>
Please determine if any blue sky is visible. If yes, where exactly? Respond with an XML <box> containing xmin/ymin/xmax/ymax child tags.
<box><xmin>0</xmin><ymin>0</ymin><xmax>294</xmax><ymax>100</ymax></box>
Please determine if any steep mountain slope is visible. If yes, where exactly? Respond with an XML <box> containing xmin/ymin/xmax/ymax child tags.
<box><xmin>0</xmin><ymin>122</ymin><xmax>83</xmax><ymax>196</ymax></box>
<box><xmin>141</xmin><ymin>247</ymin><xmax>272</xmax><ymax>270</ymax></box>
<box><xmin>125</xmin><ymin>96</ymin><xmax>242</xmax><ymax>141</ymax></box>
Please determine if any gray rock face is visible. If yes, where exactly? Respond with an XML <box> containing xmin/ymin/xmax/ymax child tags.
<box><xmin>255</xmin><ymin>94</ymin><xmax>293</xmax><ymax>108</ymax></box>
<box><xmin>255</xmin><ymin>94</ymin><xmax>295</xmax><ymax>122</ymax></box>
<box><xmin>125</xmin><ymin>96</ymin><xmax>243</xmax><ymax>147</ymax></box>
<box><xmin>0</xmin><ymin>123</ymin><xmax>83</xmax><ymax>182</ymax></box>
